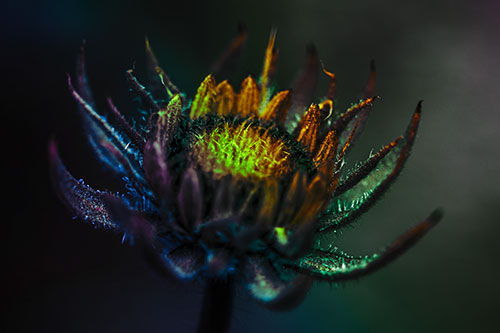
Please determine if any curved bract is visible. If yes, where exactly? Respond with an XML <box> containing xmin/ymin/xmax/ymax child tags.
<box><xmin>50</xmin><ymin>29</ymin><xmax>441</xmax><ymax>310</ymax></box>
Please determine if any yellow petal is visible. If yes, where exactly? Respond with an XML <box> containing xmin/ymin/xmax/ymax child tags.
<box><xmin>156</xmin><ymin>94</ymin><xmax>182</xmax><ymax>146</ymax></box>
<box><xmin>190</xmin><ymin>74</ymin><xmax>216</xmax><ymax>119</ymax></box>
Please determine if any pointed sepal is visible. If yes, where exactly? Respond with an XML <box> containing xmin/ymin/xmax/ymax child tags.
<box><xmin>102</xmin><ymin>193</ymin><xmax>156</xmax><ymax>243</ymax></box>
<box><xmin>331</xmin><ymin>61</ymin><xmax>377</xmax><ymax>154</ymax></box>
<box><xmin>106</xmin><ymin>97</ymin><xmax>146</xmax><ymax>150</ymax></box>
<box><xmin>334</xmin><ymin>96</ymin><xmax>378</xmax><ymax>150</ymax></box>
<box><xmin>145</xmin><ymin>37</ymin><xmax>183</xmax><ymax>103</ymax></box>
<box><xmin>290</xmin><ymin>209</ymin><xmax>442</xmax><ymax>281</ymax></box>
<box><xmin>126</xmin><ymin>69</ymin><xmax>161</xmax><ymax>114</ymax></box>
<box><xmin>75</xmin><ymin>41</ymin><xmax>95</xmax><ymax>107</ymax></box>
<box><xmin>210</xmin><ymin>23</ymin><xmax>248</xmax><ymax>79</ymax></box>
<box><xmin>68</xmin><ymin>74</ymin><xmax>143</xmax><ymax>178</ymax></box>
<box><xmin>49</xmin><ymin>140</ymin><xmax>118</xmax><ymax>229</ymax></box>
<box><xmin>318</xmin><ymin>102</ymin><xmax>423</xmax><ymax>232</ymax></box>
<box><xmin>143</xmin><ymin>94</ymin><xmax>182</xmax><ymax>200</ymax></box>
<box><xmin>286</xmin><ymin>44</ymin><xmax>319</xmax><ymax>132</ymax></box>
<box><xmin>177</xmin><ymin>168</ymin><xmax>203</xmax><ymax>231</ymax></box>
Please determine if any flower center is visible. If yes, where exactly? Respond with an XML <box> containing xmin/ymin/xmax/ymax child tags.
<box><xmin>190</xmin><ymin>122</ymin><xmax>291</xmax><ymax>180</ymax></box>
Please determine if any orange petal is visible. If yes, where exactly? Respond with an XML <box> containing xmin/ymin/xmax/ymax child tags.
<box><xmin>259</xmin><ymin>29</ymin><xmax>278</xmax><ymax>107</ymax></box>
<box><xmin>338</xmin><ymin>118</ymin><xmax>361</xmax><ymax>164</ymax></box>
<box><xmin>314</xmin><ymin>129</ymin><xmax>338</xmax><ymax>183</ymax></box>
<box><xmin>257</xmin><ymin>178</ymin><xmax>279</xmax><ymax>225</ymax></box>
<box><xmin>289</xmin><ymin>174</ymin><xmax>327</xmax><ymax>227</ymax></box>
<box><xmin>260</xmin><ymin>90</ymin><xmax>291</xmax><ymax>124</ymax></box>
<box><xmin>295</xmin><ymin>103</ymin><xmax>321</xmax><ymax>153</ymax></box>
<box><xmin>214</xmin><ymin>80</ymin><xmax>235</xmax><ymax>116</ymax></box>
<box><xmin>318</xmin><ymin>99</ymin><xmax>333</xmax><ymax>114</ymax></box>
<box><xmin>331</xmin><ymin>118</ymin><xmax>361</xmax><ymax>193</ymax></box>
<box><xmin>236</xmin><ymin>75</ymin><xmax>260</xmax><ymax>117</ymax></box>
<box><xmin>276</xmin><ymin>171</ymin><xmax>307</xmax><ymax>226</ymax></box>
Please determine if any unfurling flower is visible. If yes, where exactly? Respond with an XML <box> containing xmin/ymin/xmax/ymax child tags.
<box><xmin>50</xmin><ymin>29</ymin><xmax>442</xmax><ymax>311</ymax></box>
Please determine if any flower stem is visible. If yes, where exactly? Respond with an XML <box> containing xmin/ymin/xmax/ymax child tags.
<box><xmin>196</xmin><ymin>278</ymin><xmax>234</xmax><ymax>333</ymax></box>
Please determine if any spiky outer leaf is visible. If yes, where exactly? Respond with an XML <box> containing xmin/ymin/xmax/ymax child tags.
<box><xmin>292</xmin><ymin>209</ymin><xmax>442</xmax><ymax>281</ymax></box>
<box><xmin>317</xmin><ymin>102</ymin><xmax>422</xmax><ymax>233</ymax></box>
<box><xmin>68</xmin><ymin>75</ymin><xmax>144</xmax><ymax>182</ymax></box>
<box><xmin>329</xmin><ymin>62</ymin><xmax>376</xmax><ymax>155</ymax></box>
<box><xmin>49</xmin><ymin>140</ymin><xmax>118</xmax><ymax>229</ymax></box>
<box><xmin>106</xmin><ymin>97</ymin><xmax>146</xmax><ymax>150</ymax></box>
<box><xmin>145</xmin><ymin>37</ymin><xmax>183</xmax><ymax>103</ymax></box>
<box><xmin>334</xmin><ymin>96</ymin><xmax>378</xmax><ymax>152</ymax></box>
<box><xmin>102</xmin><ymin>194</ymin><xmax>156</xmax><ymax>242</ymax></box>
<box><xmin>126</xmin><ymin>69</ymin><xmax>161</xmax><ymax>114</ymax></box>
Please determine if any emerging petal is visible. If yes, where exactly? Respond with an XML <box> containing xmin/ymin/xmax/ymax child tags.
<box><xmin>190</xmin><ymin>74</ymin><xmax>217</xmax><ymax>119</ymax></box>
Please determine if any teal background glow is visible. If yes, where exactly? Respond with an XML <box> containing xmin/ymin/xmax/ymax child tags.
<box><xmin>5</xmin><ymin>0</ymin><xmax>499</xmax><ymax>332</ymax></box>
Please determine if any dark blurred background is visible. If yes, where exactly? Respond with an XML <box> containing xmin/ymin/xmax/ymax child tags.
<box><xmin>5</xmin><ymin>0</ymin><xmax>500</xmax><ymax>332</ymax></box>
